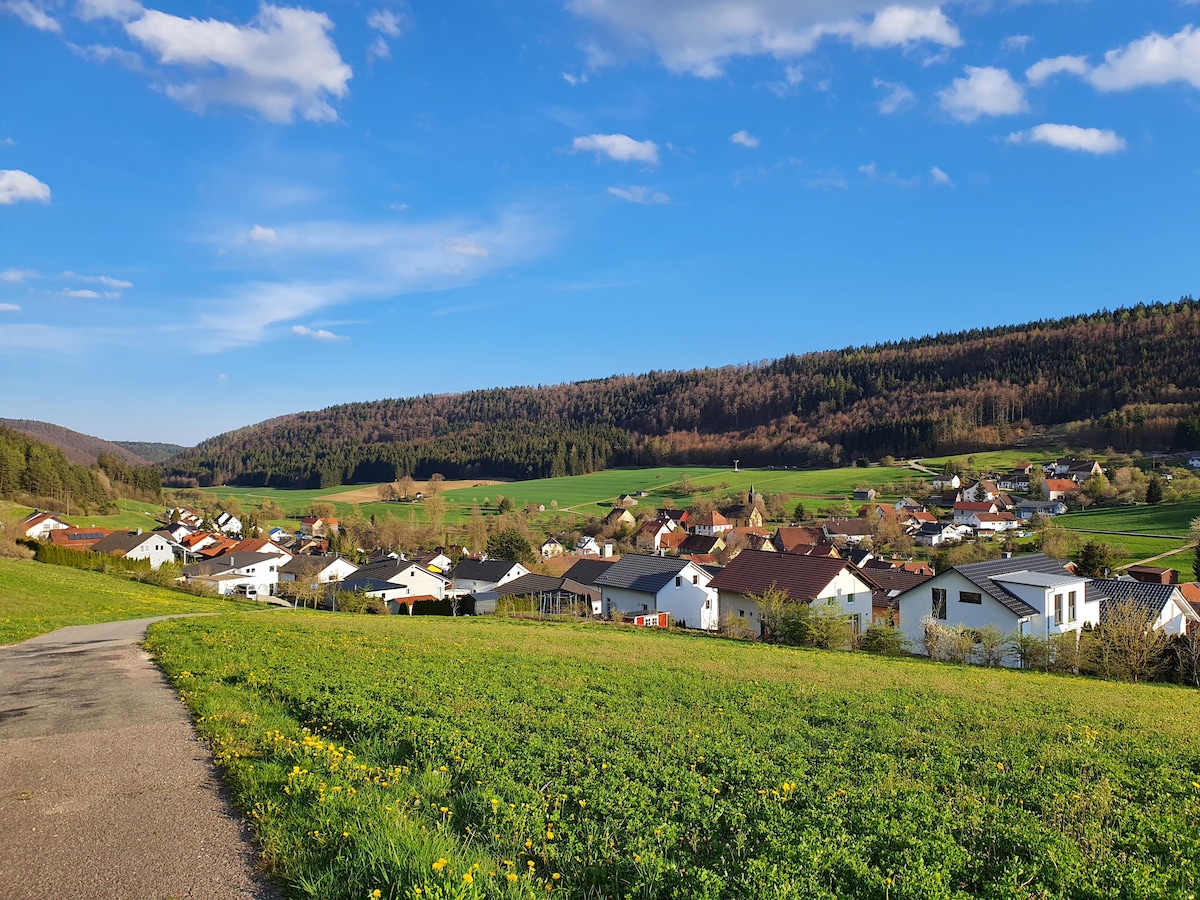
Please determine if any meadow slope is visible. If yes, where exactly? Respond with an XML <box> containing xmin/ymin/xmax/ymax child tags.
<box><xmin>147</xmin><ymin>613</ymin><xmax>1200</xmax><ymax>900</ymax></box>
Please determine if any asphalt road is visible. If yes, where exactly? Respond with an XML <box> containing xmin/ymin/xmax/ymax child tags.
<box><xmin>0</xmin><ymin>616</ymin><xmax>280</xmax><ymax>900</ymax></box>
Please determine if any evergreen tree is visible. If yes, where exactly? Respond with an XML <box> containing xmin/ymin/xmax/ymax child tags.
<box><xmin>1074</xmin><ymin>540</ymin><xmax>1114</xmax><ymax>577</ymax></box>
<box><xmin>486</xmin><ymin>529</ymin><xmax>534</xmax><ymax>565</ymax></box>
<box><xmin>1146</xmin><ymin>476</ymin><xmax>1164</xmax><ymax>505</ymax></box>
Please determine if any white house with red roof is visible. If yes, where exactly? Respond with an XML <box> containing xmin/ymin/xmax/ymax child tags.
<box><xmin>21</xmin><ymin>511</ymin><xmax>72</xmax><ymax>540</ymax></box>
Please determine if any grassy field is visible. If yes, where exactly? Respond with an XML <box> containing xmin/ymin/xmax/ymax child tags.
<box><xmin>200</xmin><ymin>465</ymin><xmax>929</xmax><ymax>529</ymax></box>
<box><xmin>2</xmin><ymin>497</ymin><xmax>167</xmax><ymax>533</ymax></box>
<box><xmin>146</xmin><ymin>613</ymin><xmax>1200</xmax><ymax>900</ymax></box>
<box><xmin>1057</xmin><ymin>500</ymin><xmax>1200</xmax><ymax>538</ymax></box>
<box><xmin>0</xmin><ymin>558</ymin><xmax>243</xmax><ymax>645</ymax></box>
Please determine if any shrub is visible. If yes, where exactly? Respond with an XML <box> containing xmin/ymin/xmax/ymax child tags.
<box><xmin>859</xmin><ymin>624</ymin><xmax>908</xmax><ymax>656</ymax></box>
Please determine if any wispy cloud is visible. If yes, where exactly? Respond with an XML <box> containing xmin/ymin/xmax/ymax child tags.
<box><xmin>607</xmin><ymin>185</ymin><xmax>670</xmax><ymax>205</ymax></box>
<box><xmin>2</xmin><ymin>0</ymin><xmax>60</xmax><ymax>33</ymax></box>
<box><xmin>930</xmin><ymin>166</ymin><xmax>952</xmax><ymax>186</ymax></box>
<box><xmin>730</xmin><ymin>130</ymin><xmax>760</xmax><ymax>148</ymax></box>
<box><xmin>0</xmin><ymin>303</ymin><xmax>20</xmax><ymax>312</ymax></box>
<box><xmin>248</xmin><ymin>224</ymin><xmax>279</xmax><ymax>243</ymax></box>
<box><xmin>291</xmin><ymin>324</ymin><xmax>343</xmax><ymax>341</ymax></box>
<box><xmin>873</xmin><ymin>78</ymin><xmax>915</xmax><ymax>114</ymax></box>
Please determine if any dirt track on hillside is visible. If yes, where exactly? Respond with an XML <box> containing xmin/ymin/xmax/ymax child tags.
<box><xmin>326</xmin><ymin>479</ymin><xmax>510</xmax><ymax>504</ymax></box>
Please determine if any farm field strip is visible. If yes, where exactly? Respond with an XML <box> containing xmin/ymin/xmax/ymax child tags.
<box><xmin>147</xmin><ymin>613</ymin><xmax>1200</xmax><ymax>900</ymax></box>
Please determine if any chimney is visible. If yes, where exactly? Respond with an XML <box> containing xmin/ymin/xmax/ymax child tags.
<box><xmin>136</xmin><ymin>528</ymin><xmax>142</xmax><ymax>536</ymax></box>
<box><xmin>228</xmin><ymin>555</ymin><xmax>235</xmax><ymax>567</ymax></box>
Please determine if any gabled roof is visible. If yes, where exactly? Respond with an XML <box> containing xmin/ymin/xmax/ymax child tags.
<box><xmin>342</xmin><ymin>576</ymin><xmax>406</xmax><ymax>594</ymax></box>
<box><xmin>593</xmin><ymin>554</ymin><xmax>698</xmax><ymax>595</ymax></box>
<box><xmin>451</xmin><ymin>558</ymin><xmax>524</xmax><ymax>582</ymax></box>
<box><xmin>680</xmin><ymin>534</ymin><xmax>722</xmax><ymax>554</ymax></box>
<box><xmin>561</xmin><ymin>558</ymin><xmax>616</xmax><ymax>586</ymax></box>
<box><xmin>972</xmin><ymin>512</ymin><xmax>1018</xmax><ymax>523</ymax></box>
<box><xmin>1044</xmin><ymin>478</ymin><xmax>1079</xmax><ymax>492</ymax></box>
<box><xmin>280</xmin><ymin>554</ymin><xmax>352</xmax><ymax>576</ymax></box>
<box><xmin>954</xmin><ymin>502</ymin><xmax>997</xmax><ymax>513</ymax></box>
<box><xmin>694</xmin><ymin>511</ymin><xmax>729</xmax><ymax>527</ymax></box>
<box><xmin>821</xmin><ymin>517</ymin><xmax>873</xmax><ymax>536</ymax></box>
<box><xmin>950</xmin><ymin>554</ymin><xmax>1079</xmax><ymax>618</ymax></box>
<box><xmin>496</xmin><ymin>574</ymin><xmax>568</xmax><ymax>596</ymax></box>
<box><xmin>48</xmin><ymin>527</ymin><xmax>111</xmax><ymax>547</ymax></box>
<box><xmin>183</xmin><ymin>552</ymin><xmax>281</xmax><ymax>577</ymax></box>
<box><xmin>773</xmin><ymin>526</ymin><xmax>825</xmax><ymax>551</ymax></box>
<box><xmin>90</xmin><ymin>531</ymin><xmax>165</xmax><ymax>555</ymax></box>
<box><xmin>1088</xmin><ymin>578</ymin><xmax>1189</xmax><ymax>624</ymax></box>
<box><xmin>659</xmin><ymin>531</ymin><xmax>689</xmax><ymax>549</ymax></box>
<box><xmin>707</xmin><ymin>550</ymin><xmax>876</xmax><ymax>601</ymax></box>
<box><xmin>356</xmin><ymin>558</ymin><xmax>449</xmax><ymax>583</ymax></box>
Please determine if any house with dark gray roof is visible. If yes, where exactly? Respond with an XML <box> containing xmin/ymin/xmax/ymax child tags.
<box><xmin>593</xmin><ymin>554</ymin><xmax>718</xmax><ymax>630</ymax></box>
<box><xmin>449</xmin><ymin>558</ymin><xmax>530</xmax><ymax>595</ymax></box>
<box><xmin>352</xmin><ymin>558</ymin><xmax>450</xmax><ymax>599</ymax></box>
<box><xmin>279</xmin><ymin>554</ymin><xmax>358</xmax><ymax>585</ymax></box>
<box><xmin>895</xmin><ymin>554</ymin><xmax>1094</xmax><ymax>665</ymax></box>
<box><xmin>90</xmin><ymin>530</ymin><xmax>176</xmax><ymax>569</ymax></box>
<box><xmin>1088</xmin><ymin>579</ymin><xmax>1198</xmax><ymax>635</ymax></box>
<box><xmin>182</xmin><ymin>551</ymin><xmax>285</xmax><ymax>596</ymax></box>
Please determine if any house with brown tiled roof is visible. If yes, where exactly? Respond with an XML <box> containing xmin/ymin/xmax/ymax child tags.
<box><xmin>1044</xmin><ymin>479</ymin><xmax>1081</xmax><ymax>501</ymax></box>
<box><xmin>708</xmin><ymin>550</ymin><xmax>879</xmax><ymax>638</ymax></box>
<box><xmin>603</xmin><ymin>508</ymin><xmax>636</xmax><ymax>529</ymax></box>
<box><xmin>21</xmin><ymin>511</ymin><xmax>72</xmax><ymax>540</ymax></box>
<box><xmin>771</xmin><ymin>526</ymin><xmax>825</xmax><ymax>553</ymax></box>
<box><xmin>722</xmin><ymin>504</ymin><xmax>763</xmax><ymax>529</ymax></box>
<box><xmin>636</xmin><ymin>518</ymin><xmax>678</xmax><ymax>552</ymax></box>
<box><xmin>48</xmin><ymin>526</ymin><xmax>112</xmax><ymax>551</ymax></box>
<box><xmin>300</xmin><ymin>516</ymin><xmax>338</xmax><ymax>536</ymax></box>
<box><xmin>692</xmin><ymin>510</ymin><xmax>731</xmax><ymax>536</ymax></box>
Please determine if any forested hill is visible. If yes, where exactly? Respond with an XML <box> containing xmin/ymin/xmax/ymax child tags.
<box><xmin>165</xmin><ymin>298</ymin><xmax>1200</xmax><ymax>488</ymax></box>
<box><xmin>0</xmin><ymin>419</ymin><xmax>153</xmax><ymax>467</ymax></box>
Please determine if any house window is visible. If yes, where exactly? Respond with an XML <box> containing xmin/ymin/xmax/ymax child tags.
<box><xmin>1054</xmin><ymin>594</ymin><xmax>1064</xmax><ymax>625</ymax></box>
<box><xmin>738</xmin><ymin>609</ymin><xmax>745</xmax><ymax>618</ymax></box>
<box><xmin>675</xmin><ymin>576</ymin><xmax>682</xmax><ymax>588</ymax></box>
<box><xmin>932</xmin><ymin>588</ymin><xmax>947</xmax><ymax>620</ymax></box>
<box><xmin>1068</xmin><ymin>591</ymin><xmax>1077</xmax><ymax>622</ymax></box>
<box><xmin>850</xmin><ymin>613</ymin><xmax>861</xmax><ymax>634</ymax></box>
<box><xmin>847</xmin><ymin>592</ymin><xmax>855</xmax><ymax>604</ymax></box>
<box><xmin>704</xmin><ymin>600</ymin><xmax>711</xmax><ymax>610</ymax></box>
<box><xmin>693</xmin><ymin>575</ymin><xmax>699</xmax><ymax>585</ymax></box>
<box><xmin>959</xmin><ymin>591</ymin><xmax>982</xmax><ymax>604</ymax></box>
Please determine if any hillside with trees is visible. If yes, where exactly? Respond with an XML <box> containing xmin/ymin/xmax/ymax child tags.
<box><xmin>113</xmin><ymin>441</ymin><xmax>188</xmax><ymax>463</ymax></box>
<box><xmin>0</xmin><ymin>426</ymin><xmax>163</xmax><ymax>512</ymax></box>
<box><xmin>164</xmin><ymin>298</ymin><xmax>1200</xmax><ymax>488</ymax></box>
<box><xmin>0</xmin><ymin>418</ymin><xmax>155</xmax><ymax>467</ymax></box>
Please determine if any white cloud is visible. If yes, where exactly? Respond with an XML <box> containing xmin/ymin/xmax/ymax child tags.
<box><xmin>76</xmin><ymin>0</ymin><xmax>143</xmax><ymax>22</ymax></box>
<box><xmin>248</xmin><ymin>224</ymin><xmax>279</xmax><ymax>243</ymax></box>
<box><xmin>938</xmin><ymin>66</ymin><xmax>1028</xmax><ymax>122</ymax></box>
<box><xmin>730</xmin><ymin>129</ymin><xmax>760</xmax><ymax>148</ymax></box>
<box><xmin>119</xmin><ymin>4</ymin><xmax>353</xmax><ymax>123</ymax></box>
<box><xmin>0</xmin><ymin>303</ymin><xmax>20</xmax><ymax>311</ymax></box>
<box><xmin>1006</xmin><ymin>123</ymin><xmax>1126</xmax><ymax>155</ymax></box>
<box><xmin>387</xmin><ymin>201</ymin><xmax>408</xmax><ymax>211</ymax></box>
<box><xmin>1026</xmin><ymin>54</ymin><xmax>1087</xmax><ymax>86</ymax></box>
<box><xmin>291</xmin><ymin>324</ymin><xmax>343</xmax><ymax>341</ymax></box>
<box><xmin>1</xmin><ymin>268</ymin><xmax>37</xmax><ymax>282</ymax></box>
<box><xmin>930</xmin><ymin>165</ymin><xmax>952</xmax><ymax>185</ymax></box>
<box><xmin>69</xmin><ymin>42</ymin><xmax>146</xmax><ymax>71</ymax></box>
<box><xmin>62</xmin><ymin>272</ymin><xmax>134</xmax><ymax>289</ymax></box>
<box><xmin>572</xmin><ymin>133</ymin><xmax>659</xmax><ymax>164</ymax></box>
<box><xmin>873</xmin><ymin>77</ymin><xmax>914</xmax><ymax>113</ymax></box>
<box><xmin>607</xmin><ymin>185</ymin><xmax>670</xmax><ymax>204</ymax></box>
<box><xmin>367</xmin><ymin>9</ymin><xmax>403</xmax><ymax>37</ymax></box>
<box><xmin>443</xmin><ymin>237</ymin><xmax>490</xmax><ymax>257</ymax></box>
<box><xmin>562</xmin><ymin>71</ymin><xmax>588</xmax><ymax>85</ymax></box>
<box><xmin>3</xmin><ymin>0</ymin><xmax>61</xmax><ymax>32</ymax></box>
<box><xmin>567</xmin><ymin>1</ymin><xmax>962</xmax><ymax>77</ymax></box>
<box><xmin>62</xmin><ymin>289</ymin><xmax>102</xmax><ymax>298</ymax></box>
<box><xmin>1087</xmin><ymin>26</ymin><xmax>1200</xmax><ymax>92</ymax></box>
<box><xmin>0</xmin><ymin>169</ymin><xmax>51</xmax><ymax>204</ymax></box>
<box><xmin>1002</xmin><ymin>34</ymin><xmax>1030</xmax><ymax>53</ymax></box>
<box><xmin>858</xmin><ymin>162</ymin><xmax>877</xmax><ymax>177</ymax></box>
<box><xmin>366</xmin><ymin>9</ymin><xmax>403</xmax><ymax>61</ymax></box>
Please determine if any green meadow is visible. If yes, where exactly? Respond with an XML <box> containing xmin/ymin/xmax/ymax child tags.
<box><xmin>146</xmin><ymin>612</ymin><xmax>1200</xmax><ymax>900</ymax></box>
<box><xmin>0</xmin><ymin>558</ymin><xmax>242</xmax><ymax>645</ymax></box>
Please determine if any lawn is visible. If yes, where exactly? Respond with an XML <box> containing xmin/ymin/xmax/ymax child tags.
<box><xmin>146</xmin><ymin>613</ymin><xmax>1200</xmax><ymax>900</ymax></box>
<box><xmin>0</xmin><ymin>558</ymin><xmax>243</xmax><ymax>645</ymax></box>
<box><xmin>1057</xmin><ymin>501</ymin><xmax>1200</xmax><ymax>538</ymax></box>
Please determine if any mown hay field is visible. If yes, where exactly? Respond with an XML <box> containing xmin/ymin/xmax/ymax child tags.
<box><xmin>146</xmin><ymin>612</ymin><xmax>1200</xmax><ymax>900</ymax></box>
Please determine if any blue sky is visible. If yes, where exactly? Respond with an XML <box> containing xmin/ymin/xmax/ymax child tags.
<box><xmin>2</xmin><ymin>0</ymin><xmax>1199</xmax><ymax>445</ymax></box>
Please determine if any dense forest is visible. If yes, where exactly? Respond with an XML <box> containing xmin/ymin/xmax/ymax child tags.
<box><xmin>164</xmin><ymin>299</ymin><xmax>1200</xmax><ymax>488</ymax></box>
<box><xmin>0</xmin><ymin>418</ymin><xmax>155</xmax><ymax>466</ymax></box>
<box><xmin>0</xmin><ymin>427</ymin><xmax>162</xmax><ymax>510</ymax></box>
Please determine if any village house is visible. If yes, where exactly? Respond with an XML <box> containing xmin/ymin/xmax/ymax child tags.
<box><xmin>852</xmin><ymin>488</ymin><xmax>878</xmax><ymax>502</ymax></box>
<box><xmin>961</xmin><ymin>480</ymin><xmax>1000</xmax><ymax>502</ymax></box>
<box><xmin>354</xmin><ymin>557</ymin><xmax>451</xmax><ymax>599</ymax></box>
<box><xmin>1054</xmin><ymin>458</ymin><xmax>1103</xmax><ymax>482</ymax></box>
<box><xmin>21</xmin><ymin>511</ymin><xmax>71</xmax><ymax>540</ymax></box>
<box><xmin>215</xmin><ymin>512</ymin><xmax>243</xmax><ymax>535</ymax></box>
<box><xmin>1043</xmin><ymin>479</ymin><xmax>1081</xmax><ymax>502</ymax></box>
<box><xmin>679</xmin><ymin>533</ymin><xmax>725</xmax><ymax>556</ymax></box>
<box><xmin>707</xmin><ymin>550</ymin><xmax>879</xmax><ymax>638</ymax></box>
<box><xmin>913</xmin><ymin>522</ymin><xmax>959</xmax><ymax>547</ymax></box>
<box><xmin>560</xmin><ymin>558</ymin><xmax>617</xmax><ymax>617</ymax></box>
<box><xmin>90</xmin><ymin>530</ymin><xmax>176</xmax><ymax>569</ymax></box>
<box><xmin>603</xmin><ymin>508</ymin><xmax>636</xmax><ymax>529</ymax></box>
<box><xmin>449</xmin><ymin>558</ymin><xmax>530</xmax><ymax>595</ymax></box>
<box><xmin>997</xmin><ymin>472</ymin><xmax>1032</xmax><ymax>492</ymax></box>
<box><xmin>821</xmin><ymin>518</ymin><xmax>873</xmax><ymax>547</ymax></box>
<box><xmin>967</xmin><ymin>512</ymin><xmax>1021</xmax><ymax>533</ymax></box>
<box><xmin>691</xmin><ymin>510</ymin><xmax>733</xmax><ymax>537</ymax></box>
<box><xmin>895</xmin><ymin>555</ymin><xmax>1095</xmax><ymax>664</ymax></box>
<box><xmin>278</xmin><ymin>554</ymin><xmax>358</xmax><ymax>586</ymax></box>
<box><xmin>635</xmin><ymin>518</ymin><xmax>678</xmax><ymax>553</ymax></box>
<box><xmin>300</xmin><ymin>516</ymin><xmax>338</xmax><ymax>537</ymax></box>
<box><xmin>540</xmin><ymin>536</ymin><xmax>565</xmax><ymax>559</ymax></box>
<box><xmin>952</xmin><ymin>501</ymin><xmax>998</xmax><ymax>526</ymax></box>
<box><xmin>931</xmin><ymin>474</ymin><xmax>961</xmax><ymax>490</ymax></box>
<box><xmin>614</xmin><ymin>494</ymin><xmax>638</xmax><ymax>508</ymax></box>
<box><xmin>1089</xmin><ymin>579</ymin><xmax>1199</xmax><ymax>635</ymax></box>
<box><xmin>575</xmin><ymin>535</ymin><xmax>602</xmax><ymax>556</ymax></box>
<box><xmin>593</xmin><ymin>554</ymin><xmax>719</xmax><ymax>630</ymax></box>
<box><xmin>657</xmin><ymin>509</ymin><xmax>691</xmax><ymax>529</ymax></box>
<box><xmin>722</xmin><ymin>503</ymin><xmax>764</xmax><ymax>529</ymax></box>
<box><xmin>47</xmin><ymin>526</ymin><xmax>111</xmax><ymax>552</ymax></box>
<box><xmin>1125</xmin><ymin>565</ymin><xmax>1177</xmax><ymax>585</ymax></box>
<box><xmin>894</xmin><ymin>497</ymin><xmax>925</xmax><ymax>514</ymax></box>
<box><xmin>183</xmin><ymin>552</ymin><xmax>285</xmax><ymax>596</ymax></box>
<box><xmin>772</xmin><ymin>526</ymin><xmax>826</xmax><ymax>553</ymax></box>
<box><xmin>1017</xmin><ymin>499</ymin><xmax>1069</xmax><ymax>520</ymax></box>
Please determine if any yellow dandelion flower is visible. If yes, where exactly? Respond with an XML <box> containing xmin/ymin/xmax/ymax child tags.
<box><xmin>371</xmin><ymin>891</ymin><xmax>382</xmax><ymax>899</ymax></box>
<box><xmin>432</xmin><ymin>858</ymin><xmax>448</xmax><ymax>872</ymax></box>
<box><xmin>552</xmin><ymin>873</ymin><xmax>561</xmax><ymax>881</ymax></box>
<box><xmin>507</xmin><ymin>873</ymin><xmax>518</xmax><ymax>883</ymax></box>
<box><xmin>463</xmin><ymin>873</ymin><xmax>474</xmax><ymax>884</ymax></box>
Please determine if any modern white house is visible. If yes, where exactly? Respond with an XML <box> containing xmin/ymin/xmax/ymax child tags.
<box><xmin>895</xmin><ymin>555</ymin><xmax>1095</xmax><ymax>664</ymax></box>
<box><xmin>691</xmin><ymin>511</ymin><xmax>732</xmax><ymax>537</ymax></box>
<box><xmin>215</xmin><ymin>512</ymin><xmax>243</xmax><ymax>535</ymax></box>
<box><xmin>967</xmin><ymin>512</ymin><xmax>1021</xmax><ymax>533</ymax></box>
<box><xmin>707</xmin><ymin>550</ymin><xmax>879</xmax><ymax>638</ymax></box>
<box><xmin>448</xmin><ymin>558</ymin><xmax>529</xmax><ymax>595</ymax></box>
<box><xmin>575</xmin><ymin>535</ymin><xmax>601</xmax><ymax>556</ymax></box>
<box><xmin>354</xmin><ymin>558</ymin><xmax>451</xmax><ymax>599</ymax></box>
<box><xmin>90</xmin><ymin>530</ymin><xmax>177</xmax><ymax>569</ymax></box>
<box><xmin>931</xmin><ymin>474</ymin><xmax>961</xmax><ymax>490</ymax></box>
<box><xmin>278</xmin><ymin>554</ymin><xmax>358</xmax><ymax>586</ymax></box>
<box><xmin>540</xmin><ymin>537</ymin><xmax>565</xmax><ymax>559</ymax></box>
<box><xmin>593</xmin><ymin>554</ymin><xmax>719</xmax><ymax>630</ymax></box>
<box><xmin>1089</xmin><ymin>579</ymin><xmax>1200</xmax><ymax>635</ymax></box>
<box><xmin>182</xmin><ymin>552</ymin><xmax>285</xmax><ymax>596</ymax></box>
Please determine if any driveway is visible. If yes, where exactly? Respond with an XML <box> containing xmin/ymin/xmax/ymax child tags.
<box><xmin>0</xmin><ymin>616</ymin><xmax>280</xmax><ymax>900</ymax></box>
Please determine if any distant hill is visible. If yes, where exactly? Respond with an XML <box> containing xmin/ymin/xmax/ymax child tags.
<box><xmin>0</xmin><ymin>419</ymin><xmax>153</xmax><ymax>467</ymax></box>
<box><xmin>164</xmin><ymin>298</ymin><xmax>1200</xmax><ymax>488</ymax></box>
<box><xmin>113</xmin><ymin>441</ymin><xmax>187</xmax><ymax>464</ymax></box>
